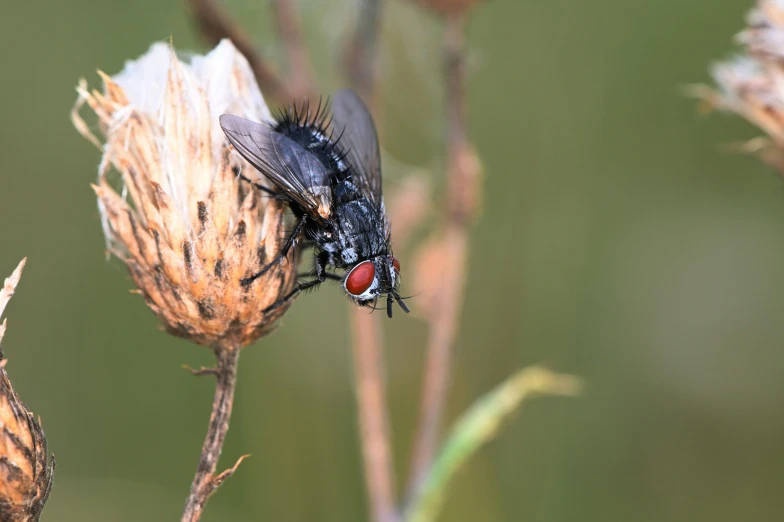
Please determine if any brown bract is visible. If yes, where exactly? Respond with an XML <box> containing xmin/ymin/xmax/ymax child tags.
<box><xmin>0</xmin><ymin>260</ymin><xmax>54</xmax><ymax>522</ymax></box>
<box><xmin>72</xmin><ymin>41</ymin><xmax>299</xmax><ymax>348</ymax></box>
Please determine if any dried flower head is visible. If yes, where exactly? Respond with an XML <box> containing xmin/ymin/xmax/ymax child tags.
<box><xmin>72</xmin><ymin>40</ymin><xmax>299</xmax><ymax>349</ymax></box>
<box><xmin>0</xmin><ymin>259</ymin><xmax>55</xmax><ymax>522</ymax></box>
<box><xmin>695</xmin><ymin>0</ymin><xmax>784</xmax><ymax>170</ymax></box>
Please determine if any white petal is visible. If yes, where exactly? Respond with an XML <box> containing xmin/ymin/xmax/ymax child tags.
<box><xmin>112</xmin><ymin>42</ymin><xmax>172</xmax><ymax>116</ymax></box>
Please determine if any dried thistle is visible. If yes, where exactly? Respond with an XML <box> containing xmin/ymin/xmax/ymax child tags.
<box><xmin>0</xmin><ymin>259</ymin><xmax>55</xmax><ymax>522</ymax></box>
<box><xmin>693</xmin><ymin>0</ymin><xmax>784</xmax><ymax>170</ymax></box>
<box><xmin>72</xmin><ymin>40</ymin><xmax>306</xmax><ymax>520</ymax></box>
<box><xmin>72</xmin><ymin>40</ymin><xmax>299</xmax><ymax>349</ymax></box>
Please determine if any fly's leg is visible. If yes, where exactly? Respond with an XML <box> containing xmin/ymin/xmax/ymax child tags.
<box><xmin>241</xmin><ymin>216</ymin><xmax>307</xmax><ymax>286</ymax></box>
<box><xmin>234</xmin><ymin>167</ymin><xmax>285</xmax><ymax>199</ymax></box>
<box><xmin>248</xmin><ymin>181</ymin><xmax>278</xmax><ymax>197</ymax></box>
<box><xmin>297</xmin><ymin>272</ymin><xmax>341</xmax><ymax>280</ymax></box>
<box><xmin>262</xmin><ymin>251</ymin><xmax>332</xmax><ymax>314</ymax></box>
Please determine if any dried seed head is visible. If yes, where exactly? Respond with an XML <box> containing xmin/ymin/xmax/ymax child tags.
<box><xmin>695</xmin><ymin>1</ymin><xmax>784</xmax><ymax>170</ymax></box>
<box><xmin>0</xmin><ymin>260</ymin><xmax>55</xmax><ymax>522</ymax></box>
<box><xmin>72</xmin><ymin>41</ymin><xmax>299</xmax><ymax>348</ymax></box>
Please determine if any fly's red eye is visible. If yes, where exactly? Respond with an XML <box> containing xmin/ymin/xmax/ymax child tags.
<box><xmin>391</xmin><ymin>256</ymin><xmax>401</xmax><ymax>273</ymax></box>
<box><xmin>346</xmin><ymin>261</ymin><xmax>375</xmax><ymax>296</ymax></box>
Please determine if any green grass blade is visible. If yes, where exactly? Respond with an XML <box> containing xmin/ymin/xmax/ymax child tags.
<box><xmin>404</xmin><ymin>366</ymin><xmax>582</xmax><ymax>522</ymax></box>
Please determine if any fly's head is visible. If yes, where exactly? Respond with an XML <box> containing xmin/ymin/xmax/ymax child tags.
<box><xmin>343</xmin><ymin>255</ymin><xmax>410</xmax><ymax>317</ymax></box>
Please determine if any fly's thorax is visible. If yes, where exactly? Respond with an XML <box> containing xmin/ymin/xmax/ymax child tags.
<box><xmin>332</xmin><ymin>177</ymin><xmax>362</xmax><ymax>204</ymax></box>
<box><xmin>275</xmin><ymin>111</ymin><xmax>348</xmax><ymax>176</ymax></box>
<box><xmin>332</xmin><ymin>199</ymin><xmax>389</xmax><ymax>264</ymax></box>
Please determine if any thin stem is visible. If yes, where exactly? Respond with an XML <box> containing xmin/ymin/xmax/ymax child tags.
<box><xmin>405</xmin><ymin>228</ymin><xmax>468</xmax><ymax>502</ymax></box>
<box><xmin>185</xmin><ymin>0</ymin><xmax>292</xmax><ymax>102</ymax></box>
<box><xmin>181</xmin><ymin>346</ymin><xmax>242</xmax><ymax>522</ymax></box>
<box><xmin>271</xmin><ymin>0</ymin><xmax>314</xmax><ymax>100</ymax></box>
<box><xmin>344</xmin><ymin>0</ymin><xmax>384</xmax><ymax>103</ymax></box>
<box><xmin>406</xmin><ymin>11</ymin><xmax>481</xmax><ymax>503</ymax></box>
<box><xmin>349</xmin><ymin>309</ymin><xmax>398</xmax><ymax>522</ymax></box>
<box><xmin>443</xmin><ymin>14</ymin><xmax>469</xmax><ymax>165</ymax></box>
<box><xmin>344</xmin><ymin>3</ymin><xmax>396</xmax><ymax>521</ymax></box>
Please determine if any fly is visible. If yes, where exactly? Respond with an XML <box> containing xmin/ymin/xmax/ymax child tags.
<box><xmin>219</xmin><ymin>89</ymin><xmax>410</xmax><ymax>318</ymax></box>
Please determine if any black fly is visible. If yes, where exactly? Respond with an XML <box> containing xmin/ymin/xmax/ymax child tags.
<box><xmin>219</xmin><ymin>89</ymin><xmax>410</xmax><ymax>318</ymax></box>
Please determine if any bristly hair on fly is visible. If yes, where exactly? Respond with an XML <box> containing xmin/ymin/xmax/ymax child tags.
<box><xmin>275</xmin><ymin>98</ymin><xmax>333</xmax><ymax>140</ymax></box>
<box><xmin>273</xmin><ymin>98</ymin><xmax>352</xmax><ymax>173</ymax></box>
<box><xmin>220</xmin><ymin>89</ymin><xmax>411</xmax><ymax>318</ymax></box>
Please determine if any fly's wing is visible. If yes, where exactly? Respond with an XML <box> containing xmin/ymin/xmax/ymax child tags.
<box><xmin>330</xmin><ymin>89</ymin><xmax>383</xmax><ymax>207</ymax></box>
<box><xmin>219</xmin><ymin>114</ymin><xmax>332</xmax><ymax>220</ymax></box>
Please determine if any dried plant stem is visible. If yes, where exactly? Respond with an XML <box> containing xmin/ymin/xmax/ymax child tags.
<box><xmin>406</xmin><ymin>229</ymin><xmax>467</xmax><ymax>499</ymax></box>
<box><xmin>344</xmin><ymin>0</ymin><xmax>384</xmax><ymax>102</ymax></box>
<box><xmin>181</xmin><ymin>346</ymin><xmax>245</xmax><ymax>522</ymax></box>
<box><xmin>271</xmin><ymin>0</ymin><xmax>314</xmax><ymax>99</ymax></box>
<box><xmin>185</xmin><ymin>0</ymin><xmax>291</xmax><ymax>102</ymax></box>
<box><xmin>343</xmin><ymin>2</ymin><xmax>397</xmax><ymax>521</ymax></box>
<box><xmin>406</xmin><ymin>11</ymin><xmax>481</xmax><ymax>502</ymax></box>
<box><xmin>349</xmin><ymin>309</ymin><xmax>398</xmax><ymax>522</ymax></box>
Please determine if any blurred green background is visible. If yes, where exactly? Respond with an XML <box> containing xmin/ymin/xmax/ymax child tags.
<box><xmin>2</xmin><ymin>0</ymin><xmax>784</xmax><ymax>521</ymax></box>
